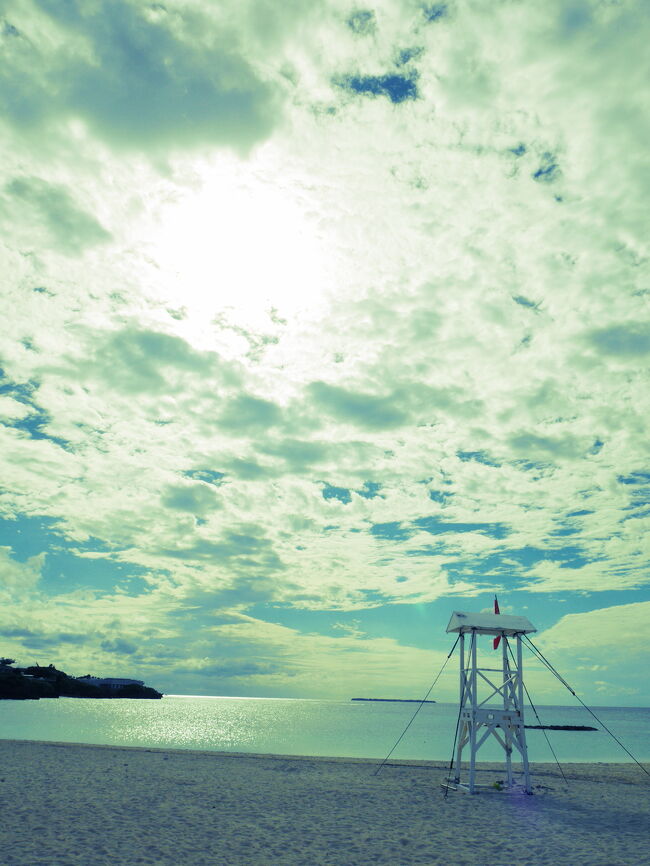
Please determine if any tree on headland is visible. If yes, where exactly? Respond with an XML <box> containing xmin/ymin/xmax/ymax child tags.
<box><xmin>0</xmin><ymin>660</ymin><xmax>162</xmax><ymax>700</ymax></box>
<box><xmin>0</xmin><ymin>661</ymin><xmax>56</xmax><ymax>699</ymax></box>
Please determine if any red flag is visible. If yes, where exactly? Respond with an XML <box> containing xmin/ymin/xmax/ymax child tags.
<box><xmin>493</xmin><ymin>595</ymin><xmax>501</xmax><ymax>650</ymax></box>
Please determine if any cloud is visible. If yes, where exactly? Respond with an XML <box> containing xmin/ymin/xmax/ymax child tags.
<box><xmin>218</xmin><ymin>457</ymin><xmax>275</xmax><ymax>481</ymax></box>
<box><xmin>100</xmin><ymin>637</ymin><xmax>137</xmax><ymax>654</ymax></box>
<box><xmin>161</xmin><ymin>482</ymin><xmax>221</xmax><ymax>517</ymax></box>
<box><xmin>1</xmin><ymin>627</ymin><xmax>90</xmax><ymax>651</ymax></box>
<box><xmin>81</xmin><ymin>326</ymin><xmax>228</xmax><ymax>395</ymax></box>
<box><xmin>218</xmin><ymin>394</ymin><xmax>283</xmax><ymax>433</ymax></box>
<box><xmin>174</xmin><ymin>659</ymin><xmax>279</xmax><ymax>678</ymax></box>
<box><xmin>0</xmin><ymin>0</ymin><xmax>648</xmax><ymax>703</ymax></box>
<box><xmin>307</xmin><ymin>381</ymin><xmax>408</xmax><ymax>430</ymax></box>
<box><xmin>346</xmin><ymin>10</ymin><xmax>376</xmax><ymax>37</ymax></box>
<box><xmin>0</xmin><ymin>396</ymin><xmax>31</xmax><ymax>422</ymax></box>
<box><xmin>161</xmin><ymin>527</ymin><xmax>283</xmax><ymax>576</ymax></box>
<box><xmin>522</xmin><ymin>560</ymin><xmax>646</xmax><ymax>595</ymax></box>
<box><xmin>538</xmin><ymin>601</ymin><xmax>650</xmax><ymax>656</ymax></box>
<box><xmin>586</xmin><ymin>323</ymin><xmax>650</xmax><ymax>357</ymax></box>
<box><xmin>507</xmin><ymin>432</ymin><xmax>592</xmax><ymax>461</ymax></box>
<box><xmin>165</xmin><ymin>616</ymin><xmax>451</xmax><ymax>699</ymax></box>
<box><xmin>259</xmin><ymin>438</ymin><xmax>331</xmax><ymax>471</ymax></box>
<box><xmin>2</xmin><ymin>176</ymin><xmax>111</xmax><ymax>255</ymax></box>
<box><xmin>0</xmin><ymin>0</ymin><xmax>280</xmax><ymax>155</ymax></box>
<box><xmin>0</xmin><ymin>546</ymin><xmax>45</xmax><ymax>595</ymax></box>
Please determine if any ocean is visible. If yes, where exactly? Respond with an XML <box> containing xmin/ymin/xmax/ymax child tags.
<box><xmin>1</xmin><ymin>696</ymin><xmax>648</xmax><ymax>764</ymax></box>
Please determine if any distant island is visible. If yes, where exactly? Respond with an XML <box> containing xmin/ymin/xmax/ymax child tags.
<box><xmin>525</xmin><ymin>724</ymin><xmax>597</xmax><ymax>731</ymax></box>
<box><xmin>351</xmin><ymin>698</ymin><xmax>436</xmax><ymax>704</ymax></box>
<box><xmin>0</xmin><ymin>659</ymin><xmax>162</xmax><ymax>700</ymax></box>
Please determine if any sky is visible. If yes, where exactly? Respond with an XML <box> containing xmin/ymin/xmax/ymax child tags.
<box><xmin>0</xmin><ymin>0</ymin><xmax>649</xmax><ymax>706</ymax></box>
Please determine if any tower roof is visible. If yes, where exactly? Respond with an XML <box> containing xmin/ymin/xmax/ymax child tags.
<box><xmin>446</xmin><ymin>610</ymin><xmax>536</xmax><ymax>636</ymax></box>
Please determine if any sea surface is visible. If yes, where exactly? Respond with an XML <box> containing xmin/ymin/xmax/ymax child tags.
<box><xmin>1</xmin><ymin>696</ymin><xmax>649</xmax><ymax>764</ymax></box>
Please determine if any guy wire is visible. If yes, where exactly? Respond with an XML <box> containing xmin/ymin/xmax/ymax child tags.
<box><xmin>506</xmin><ymin>639</ymin><xmax>568</xmax><ymax>787</ymax></box>
<box><xmin>443</xmin><ymin>630</ymin><xmax>473</xmax><ymax>798</ymax></box>
<box><xmin>523</xmin><ymin>636</ymin><xmax>649</xmax><ymax>779</ymax></box>
<box><xmin>374</xmin><ymin>634</ymin><xmax>460</xmax><ymax>777</ymax></box>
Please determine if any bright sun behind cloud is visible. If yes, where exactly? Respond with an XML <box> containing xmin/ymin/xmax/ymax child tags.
<box><xmin>147</xmin><ymin>161</ymin><xmax>329</xmax><ymax>332</ymax></box>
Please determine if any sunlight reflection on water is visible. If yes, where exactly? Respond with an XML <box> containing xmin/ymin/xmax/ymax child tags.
<box><xmin>1</xmin><ymin>697</ymin><xmax>648</xmax><ymax>762</ymax></box>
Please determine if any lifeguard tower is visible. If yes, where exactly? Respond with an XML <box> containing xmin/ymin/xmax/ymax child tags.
<box><xmin>445</xmin><ymin>610</ymin><xmax>537</xmax><ymax>794</ymax></box>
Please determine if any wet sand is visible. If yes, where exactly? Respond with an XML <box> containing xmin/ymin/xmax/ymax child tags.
<box><xmin>0</xmin><ymin>740</ymin><xmax>648</xmax><ymax>865</ymax></box>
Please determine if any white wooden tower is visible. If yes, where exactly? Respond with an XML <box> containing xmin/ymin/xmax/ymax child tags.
<box><xmin>445</xmin><ymin>610</ymin><xmax>537</xmax><ymax>794</ymax></box>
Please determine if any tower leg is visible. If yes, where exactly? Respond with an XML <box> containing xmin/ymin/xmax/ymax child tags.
<box><xmin>468</xmin><ymin>631</ymin><xmax>478</xmax><ymax>793</ymax></box>
<box><xmin>453</xmin><ymin>633</ymin><xmax>465</xmax><ymax>783</ymax></box>
<box><xmin>517</xmin><ymin>635</ymin><xmax>532</xmax><ymax>794</ymax></box>
<box><xmin>469</xmin><ymin>721</ymin><xmax>477</xmax><ymax>793</ymax></box>
<box><xmin>505</xmin><ymin>727</ymin><xmax>513</xmax><ymax>788</ymax></box>
<box><xmin>521</xmin><ymin>734</ymin><xmax>532</xmax><ymax>794</ymax></box>
<box><xmin>503</xmin><ymin>637</ymin><xmax>514</xmax><ymax>788</ymax></box>
<box><xmin>455</xmin><ymin>721</ymin><xmax>465</xmax><ymax>783</ymax></box>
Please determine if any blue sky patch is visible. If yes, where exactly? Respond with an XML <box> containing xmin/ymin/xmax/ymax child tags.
<box><xmin>9</xmin><ymin>408</ymin><xmax>72</xmax><ymax>451</ymax></box>
<box><xmin>0</xmin><ymin>514</ymin><xmax>151</xmax><ymax>596</ymax></box>
<box><xmin>322</xmin><ymin>483</ymin><xmax>352</xmax><ymax>504</ymax></box>
<box><xmin>0</xmin><ymin>514</ymin><xmax>63</xmax><ymax>560</ymax></box>
<box><xmin>370</xmin><ymin>521</ymin><xmax>412</xmax><ymax>541</ymax></box>
<box><xmin>532</xmin><ymin>153</ymin><xmax>561</xmax><ymax>184</ymax></box>
<box><xmin>618</xmin><ymin>471</ymin><xmax>650</xmax><ymax>485</ymax></box>
<box><xmin>356</xmin><ymin>481</ymin><xmax>382</xmax><ymax>499</ymax></box>
<box><xmin>182</xmin><ymin>469</ymin><xmax>226</xmax><ymax>485</ymax></box>
<box><xmin>618</xmin><ymin>471</ymin><xmax>650</xmax><ymax>510</ymax></box>
<box><xmin>428</xmin><ymin>489</ymin><xmax>450</xmax><ymax>504</ymax></box>
<box><xmin>395</xmin><ymin>46</ymin><xmax>424</xmax><ymax>66</ymax></box>
<box><xmin>0</xmin><ymin>372</ymin><xmax>38</xmax><ymax>404</ymax></box>
<box><xmin>347</xmin><ymin>10</ymin><xmax>375</xmax><ymax>35</ymax></box>
<box><xmin>414</xmin><ymin>516</ymin><xmax>510</xmax><ymax>540</ymax></box>
<box><xmin>512</xmin><ymin>295</ymin><xmax>539</xmax><ymax>310</ymax></box>
<box><xmin>457</xmin><ymin>450</ymin><xmax>501</xmax><ymax>467</ymax></box>
<box><xmin>422</xmin><ymin>3</ymin><xmax>448</xmax><ymax>21</ymax></box>
<box><xmin>338</xmin><ymin>73</ymin><xmax>418</xmax><ymax>103</ymax></box>
<box><xmin>40</xmin><ymin>551</ymin><xmax>151</xmax><ymax>596</ymax></box>
<box><xmin>405</xmin><ymin>543</ymin><xmax>445</xmax><ymax>557</ymax></box>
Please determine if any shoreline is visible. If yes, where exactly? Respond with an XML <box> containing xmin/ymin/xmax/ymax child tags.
<box><xmin>1</xmin><ymin>735</ymin><xmax>647</xmax><ymax>764</ymax></box>
<box><xmin>1</xmin><ymin>740</ymin><xmax>648</xmax><ymax>865</ymax></box>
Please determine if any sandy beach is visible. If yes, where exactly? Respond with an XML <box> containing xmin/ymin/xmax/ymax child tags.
<box><xmin>0</xmin><ymin>740</ymin><xmax>648</xmax><ymax>866</ymax></box>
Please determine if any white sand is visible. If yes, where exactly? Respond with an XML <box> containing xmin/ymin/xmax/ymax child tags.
<box><xmin>0</xmin><ymin>740</ymin><xmax>648</xmax><ymax>866</ymax></box>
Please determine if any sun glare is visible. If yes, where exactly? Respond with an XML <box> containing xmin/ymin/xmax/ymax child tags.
<box><xmin>148</xmin><ymin>168</ymin><xmax>328</xmax><ymax>332</ymax></box>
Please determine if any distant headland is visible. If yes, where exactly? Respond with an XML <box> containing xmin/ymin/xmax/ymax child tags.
<box><xmin>0</xmin><ymin>659</ymin><xmax>162</xmax><ymax>700</ymax></box>
<box><xmin>351</xmin><ymin>698</ymin><xmax>436</xmax><ymax>704</ymax></box>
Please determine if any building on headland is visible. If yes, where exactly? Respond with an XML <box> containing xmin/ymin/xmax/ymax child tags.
<box><xmin>76</xmin><ymin>676</ymin><xmax>145</xmax><ymax>690</ymax></box>
<box><xmin>0</xmin><ymin>662</ymin><xmax>162</xmax><ymax>700</ymax></box>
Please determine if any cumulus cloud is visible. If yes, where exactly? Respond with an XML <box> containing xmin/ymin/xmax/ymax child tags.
<box><xmin>586</xmin><ymin>323</ymin><xmax>650</xmax><ymax>358</ymax></box>
<box><xmin>0</xmin><ymin>0</ymin><xmax>648</xmax><ymax>701</ymax></box>
<box><xmin>308</xmin><ymin>381</ymin><xmax>409</xmax><ymax>430</ymax></box>
<box><xmin>2</xmin><ymin>176</ymin><xmax>111</xmax><ymax>255</ymax></box>
<box><xmin>0</xmin><ymin>0</ymin><xmax>280</xmax><ymax>155</ymax></box>
<box><xmin>539</xmin><ymin>601</ymin><xmax>650</xmax><ymax>653</ymax></box>
<box><xmin>161</xmin><ymin>482</ymin><xmax>221</xmax><ymax>517</ymax></box>
<box><xmin>92</xmin><ymin>328</ymin><xmax>219</xmax><ymax>390</ymax></box>
<box><xmin>0</xmin><ymin>546</ymin><xmax>45</xmax><ymax>595</ymax></box>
